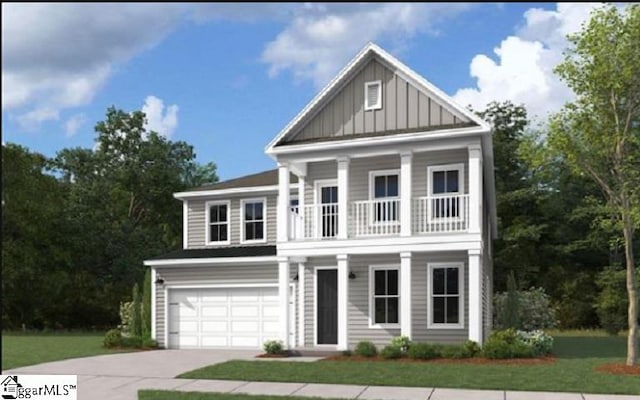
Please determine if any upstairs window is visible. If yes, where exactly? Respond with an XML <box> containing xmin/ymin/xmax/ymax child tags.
<box><xmin>428</xmin><ymin>164</ymin><xmax>464</xmax><ymax>219</ymax></box>
<box><xmin>369</xmin><ymin>170</ymin><xmax>399</xmax><ymax>223</ymax></box>
<box><xmin>365</xmin><ymin>81</ymin><xmax>382</xmax><ymax>111</ymax></box>
<box><xmin>242</xmin><ymin>198</ymin><xmax>266</xmax><ymax>243</ymax></box>
<box><xmin>206</xmin><ymin>201</ymin><xmax>229</xmax><ymax>244</ymax></box>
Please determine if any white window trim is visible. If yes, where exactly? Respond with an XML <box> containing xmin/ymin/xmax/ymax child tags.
<box><xmin>368</xmin><ymin>264</ymin><xmax>401</xmax><ymax>329</ymax></box>
<box><xmin>368</xmin><ymin>169</ymin><xmax>401</xmax><ymax>227</ymax></box>
<box><xmin>240</xmin><ymin>197</ymin><xmax>267</xmax><ymax>244</ymax></box>
<box><xmin>364</xmin><ymin>80</ymin><xmax>382</xmax><ymax>111</ymax></box>
<box><xmin>427</xmin><ymin>262</ymin><xmax>465</xmax><ymax>330</ymax></box>
<box><xmin>427</xmin><ymin>163</ymin><xmax>465</xmax><ymax>223</ymax></box>
<box><xmin>205</xmin><ymin>200</ymin><xmax>230</xmax><ymax>245</ymax></box>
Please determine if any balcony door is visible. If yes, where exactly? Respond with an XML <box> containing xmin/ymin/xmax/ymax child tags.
<box><xmin>316</xmin><ymin>180</ymin><xmax>338</xmax><ymax>238</ymax></box>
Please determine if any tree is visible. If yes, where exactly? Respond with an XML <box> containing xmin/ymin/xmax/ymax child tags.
<box><xmin>548</xmin><ymin>4</ymin><xmax>640</xmax><ymax>365</ymax></box>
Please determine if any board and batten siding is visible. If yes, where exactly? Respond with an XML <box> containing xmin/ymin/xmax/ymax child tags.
<box><xmin>303</xmin><ymin>252</ymin><xmax>469</xmax><ymax>349</ymax></box>
<box><xmin>288</xmin><ymin>57</ymin><xmax>469</xmax><ymax>144</ymax></box>
<box><xmin>186</xmin><ymin>193</ymin><xmax>277</xmax><ymax>248</ymax></box>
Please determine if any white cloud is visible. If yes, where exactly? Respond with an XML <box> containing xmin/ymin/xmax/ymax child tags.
<box><xmin>2</xmin><ymin>3</ymin><xmax>185</xmax><ymax>120</ymax></box>
<box><xmin>142</xmin><ymin>96</ymin><xmax>179</xmax><ymax>138</ymax></box>
<box><xmin>64</xmin><ymin>114</ymin><xmax>87</xmax><ymax>138</ymax></box>
<box><xmin>261</xmin><ymin>3</ymin><xmax>475</xmax><ymax>88</ymax></box>
<box><xmin>453</xmin><ymin>3</ymin><xmax>604</xmax><ymax>119</ymax></box>
<box><xmin>16</xmin><ymin>107</ymin><xmax>60</xmax><ymax>131</ymax></box>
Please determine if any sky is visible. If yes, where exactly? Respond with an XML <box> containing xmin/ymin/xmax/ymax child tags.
<box><xmin>2</xmin><ymin>3</ymin><xmax>605</xmax><ymax>181</ymax></box>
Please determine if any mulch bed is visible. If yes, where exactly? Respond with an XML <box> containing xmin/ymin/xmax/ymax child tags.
<box><xmin>321</xmin><ymin>354</ymin><xmax>556</xmax><ymax>365</ymax></box>
<box><xmin>595</xmin><ymin>363</ymin><xmax>640</xmax><ymax>376</ymax></box>
<box><xmin>256</xmin><ymin>353</ymin><xmax>289</xmax><ymax>358</ymax></box>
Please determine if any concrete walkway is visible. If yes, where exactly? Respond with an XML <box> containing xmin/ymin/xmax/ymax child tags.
<box><xmin>5</xmin><ymin>350</ymin><xmax>638</xmax><ymax>400</ymax></box>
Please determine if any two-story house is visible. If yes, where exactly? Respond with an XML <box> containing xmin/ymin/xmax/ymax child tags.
<box><xmin>144</xmin><ymin>43</ymin><xmax>496</xmax><ymax>351</ymax></box>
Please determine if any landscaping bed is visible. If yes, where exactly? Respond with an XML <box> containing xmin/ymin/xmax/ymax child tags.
<box><xmin>322</xmin><ymin>354</ymin><xmax>557</xmax><ymax>365</ymax></box>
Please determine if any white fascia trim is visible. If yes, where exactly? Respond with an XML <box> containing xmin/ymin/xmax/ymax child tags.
<box><xmin>182</xmin><ymin>201</ymin><xmax>188</xmax><ymax>249</ymax></box>
<box><xmin>427</xmin><ymin>262</ymin><xmax>465</xmax><ymax>330</ymax></box>
<box><xmin>174</xmin><ymin>185</ymin><xmax>298</xmax><ymax>200</ymax></box>
<box><xmin>269</xmin><ymin>125</ymin><xmax>490</xmax><ymax>156</ymax></box>
<box><xmin>240</xmin><ymin>197</ymin><xmax>268</xmax><ymax>244</ymax></box>
<box><xmin>205</xmin><ymin>200</ymin><xmax>231</xmax><ymax>246</ymax></box>
<box><xmin>368</xmin><ymin>264</ymin><xmax>401</xmax><ymax>329</ymax></box>
<box><xmin>144</xmin><ymin>256</ymin><xmax>278</xmax><ymax>267</ymax></box>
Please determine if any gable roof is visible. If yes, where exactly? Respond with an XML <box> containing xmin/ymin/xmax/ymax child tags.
<box><xmin>265</xmin><ymin>42</ymin><xmax>490</xmax><ymax>154</ymax></box>
<box><xmin>186</xmin><ymin>169</ymin><xmax>298</xmax><ymax>192</ymax></box>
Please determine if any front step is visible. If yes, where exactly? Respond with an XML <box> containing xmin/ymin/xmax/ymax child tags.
<box><xmin>288</xmin><ymin>348</ymin><xmax>342</xmax><ymax>357</ymax></box>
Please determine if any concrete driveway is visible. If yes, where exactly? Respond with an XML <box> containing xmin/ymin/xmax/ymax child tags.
<box><xmin>4</xmin><ymin>349</ymin><xmax>258</xmax><ymax>400</ymax></box>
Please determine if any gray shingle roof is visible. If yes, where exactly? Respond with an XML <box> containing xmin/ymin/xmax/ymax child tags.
<box><xmin>189</xmin><ymin>169</ymin><xmax>298</xmax><ymax>192</ymax></box>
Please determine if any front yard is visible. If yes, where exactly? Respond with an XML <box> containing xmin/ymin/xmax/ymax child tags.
<box><xmin>2</xmin><ymin>332</ymin><xmax>136</xmax><ymax>369</ymax></box>
<box><xmin>178</xmin><ymin>336</ymin><xmax>640</xmax><ymax>395</ymax></box>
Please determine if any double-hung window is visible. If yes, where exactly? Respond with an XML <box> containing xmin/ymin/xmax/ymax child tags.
<box><xmin>369</xmin><ymin>170</ymin><xmax>399</xmax><ymax>224</ymax></box>
<box><xmin>428</xmin><ymin>263</ymin><xmax>464</xmax><ymax>329</ymax></box>
<box><xmin>206</xmin><ymin>201</ymin><xmax>230</xmax><ymax>245</ymax></box>
<box><xmin>241</xmin><ymin>198</ymin><xmax>266</xmax><ymax>243</ymax></box>
<box><xmin>370</xmin><ymin>266</ymin><xmax>399</xmax><ymax>327</ymax></box>
<box><xmin>428</xmin><ymin>163</ymin><xmax>464</xmax><ymax>220</ymax></box>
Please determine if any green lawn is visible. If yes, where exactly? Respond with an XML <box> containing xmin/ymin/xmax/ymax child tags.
<box><xmin>139</xmin><ymin>392</ymin><xmax>339</xmax><ymax>400</ymax></box>
<box><xmin>177</xmin><ymin>336</ymin><xmax>640</xmax><ymax>395</ymax></box>
<box><xmin>2</xmin><ymin>332</ymin><xmax>136</xmax><ymax>369</ymax></box>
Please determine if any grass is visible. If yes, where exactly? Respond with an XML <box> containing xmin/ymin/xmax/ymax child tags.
<box><xmin>178</xmin><ymin>336</ymin><xmax>640</xmax><ymax>395</ymax></box>
<box><xmin>139</xmin><ymin>392</ymin><xmax>340</xmax><ymax>400</ymax></box>
<box><xmin>2</xmin><ymin>331</ymin><xmax>136</xmax><ymax>369</ymax></box>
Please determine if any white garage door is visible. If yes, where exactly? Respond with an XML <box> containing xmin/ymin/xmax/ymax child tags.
<box><xmin>168</xmin><ymin>286</ymin><xmax>291</xmax><ymax>349</ymax></box>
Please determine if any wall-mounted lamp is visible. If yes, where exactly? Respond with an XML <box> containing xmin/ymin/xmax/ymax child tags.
<box><xmin>293</xmin><ymin>274</ymin><xmax>299</xmax><ymax>282</ymax></box>
<box><xmin>154</xmin><ymin>277</ymin><xmax>165</xmax><ymax>286</ymax></box>
<box><xmin>349</xmin><ymin>271</ymin><xmax>356</xmax><ymax>280</ymax></box>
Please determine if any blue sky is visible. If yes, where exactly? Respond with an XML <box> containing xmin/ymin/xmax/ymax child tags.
<box><xmin>2</xmin><ymin>3</ymin><xmax>602</xmax><ymax>180</ymax></box>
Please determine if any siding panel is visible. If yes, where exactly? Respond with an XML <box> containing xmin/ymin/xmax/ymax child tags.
<box><xmin>396</xmin><ymin>76</ymin><xmax>408</xmax><ymax>130</ymax></box>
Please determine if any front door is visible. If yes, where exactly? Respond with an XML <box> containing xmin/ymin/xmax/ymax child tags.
<box><xmin>319</xmin><ymin>185</ymin><xmax>338</xmax><ymax>238</ymax></box>
<box><xmin>316</xmin><ymin>269</ymin><xmax>338</xmax><ymax>345</ymax></box>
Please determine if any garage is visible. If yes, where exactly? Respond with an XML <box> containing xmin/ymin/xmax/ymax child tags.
<box><xmin>168</xmin><ymin>286</ymin><xmax>292</xmax><ymax>349</ymax></box>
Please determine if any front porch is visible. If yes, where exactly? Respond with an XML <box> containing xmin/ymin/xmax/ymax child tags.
<box><xmin>277</xmin><ymin>250</ymin><xmax>489</xmax><ymax>351</ymax></box>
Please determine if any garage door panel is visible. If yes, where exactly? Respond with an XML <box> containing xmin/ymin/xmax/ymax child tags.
<box><xmin>169</xmin><ymin>287</ymin><xmax>284</xmax><ymax>349</ymax></box>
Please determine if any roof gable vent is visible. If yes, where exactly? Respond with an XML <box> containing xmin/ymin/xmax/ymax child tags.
<box><xmin>365</xmin><ymin>81</ymin><xmax>382</xmax><ymax>111</ymax></box>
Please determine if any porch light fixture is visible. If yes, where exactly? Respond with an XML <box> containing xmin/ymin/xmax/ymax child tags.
<box><xmin>293</xmin><ymin>274</ymin><xmax>299</xmax><ymax>282</ymax></box>
<box><xmin>349</xmin><ymin>271</ymin><xmax>356</xmax><ymax>280</ymax></box>
<box><xmin>154</xmin><ymin>277</ymin><xmax>165</xmax><ymax>286</ymax></box>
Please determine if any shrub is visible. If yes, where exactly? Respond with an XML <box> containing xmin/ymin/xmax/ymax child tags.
<box><xmin>494</xmin><ymin>286</ymin><xmax>556</xmax><ymax>331</ymax></box>
<box><xmin>407</xmin><ymin>343</ymin><xmax>441</xmax><ymax>360</ymax></box>
<box><xmin>482</xmin><ymin>329</ymin><xmax>535</xmax><ymax>359</ymax></box>
<box><xmin>341</xmin><ymin>350</ymin><xmax>352</xmax><ymax>357</ymax></box>
<box><xmin>103</xmin><ymin>329</ymin><xmax>122</xmax><ymax>348</ymax></box>
<box><xmin>130</xmin><ymin>283</ymin><xmax>142</xmax><ymax>338</ymax></box>
<box><xmin>263</xmin><ymin>340</ymin><xmax>284</xmax><ymax>355</ymax></box>
<box><xmin>354</xmin><ymin>341</ymin><xmax>378</xmax><ymax>357</ymax></box>
<box><xmin>517</xmin><ymin>330</ymin><xmax>553</xmax><ymax>356</ymax></box>
<box><xmin>461</xmin><ymin>340</ymin><xmax>482</xmax><ymax>358</ymax></box>
<box><xmin>440</xmin><ymin>345</ymin><xmax>465</xmax><ymax>359</ymax></box>
<box><xmin>390</xmin><ymin>335</ymin><xmax>412</xmax><ymax>355</ymax></box>
<box><xmin>121</xmin><ymin>336</ymin><xmax>143</xmax><ymax>348</ymax></box>
<box><xmin>142</xmin><ymin>338</ymin><xmax>158</xmax><ymax>348</ymax></box>
<box><xmin>381</xmin><ymin>345</ymin><xmax>403</xmax><ymax>359</ymax></box>
<box><xmin>118</xmin><ymin>301</ymin><xmax>133</xmax><ymax>336</ymax></box>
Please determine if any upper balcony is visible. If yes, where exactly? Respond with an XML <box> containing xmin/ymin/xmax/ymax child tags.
<box><xmin>289</xmin><ymin>194</ymin><xmax>469</xmax><ymax>240</ymax></box>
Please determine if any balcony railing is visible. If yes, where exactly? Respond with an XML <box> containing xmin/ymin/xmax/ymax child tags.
<box><xmin>288</xmin><ymin>194</ymin><xmax>469</xmax><ymax>240</ymax></box>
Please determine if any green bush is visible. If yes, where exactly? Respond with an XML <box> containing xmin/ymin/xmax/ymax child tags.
<box><xmin>390</xmin><ymin>335</ymin><xmax>412</xmax><ymax>355</ymax></box>
<box><xmin>483</xmin><ymin>329</ymin><xmax>535</xmax><ymax>359</ymax></box>
<box><xmin>461</xmin><ymin>340</ymin><xmax>482</xmax><ymax>358</ymax></box>
<box><xmin>439</xmin><ymin>345</ymin><xmax>464</xmax><ymax>359</ymax></box>
<box><xmin>142</xmin><ymin>338</ymin><xmax>158</xmax><ymax>348</ymax></box>
<box><xmin>494</xmin><ymin>286</ymin><xmax>556</xmax><ymax>331</ymax></box>
<box><xmin>595</xmin><ymin>266</ymin><xmax>630</xmax><ymax>335</ymax></box>
<box><xmin>407</xmin><ymin>343</ymin><xmax>441</xmax><ymax>359</ymax></box>
<box><xmin>381</xmin><ymin>345</ymin><xmax>403</xmax><ymax>359</ymax></box>
<box><xmin>341</xmin><ymin>350</ymin><xmax>352</xmax><ymax>357</ymax></box>
<box><xmin>354</xmin><ymin>341</ymin><xmax>378</xmax><ymax>357</ymax></box>
<box><xmin>263</xmin><ymin>340</ymin><xmax>284</xmax><ymax>354</ymax></box>
<box><xmin>103</xmin><ymin>329</ymin><xmax>122</xmax><ymax>348</ymax></box>
<box><xmin>121</xmin><ymin>335</ymin><xmax>143</xmax><ymax>348</ymax></box>
<box><xmin>130</xmin><ymin>283</ymin><xmax>142</xmax><ymax>338</ymax></box>
<box><xmin>517</xmin><ymin>330</ymin><xmax>553</xmax><ymax>356</ymax></box>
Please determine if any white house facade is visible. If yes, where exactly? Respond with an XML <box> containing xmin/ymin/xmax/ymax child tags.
<box><xmin>144</xmin><ymin>43</ymin><xmax>496</xmax><ymax>351</ymax></box>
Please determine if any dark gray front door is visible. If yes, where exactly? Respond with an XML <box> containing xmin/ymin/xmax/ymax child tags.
<box><xmin>317</xmin><ymin>269</ymin><xmax>338</xmax><ymax>345</ymax></box>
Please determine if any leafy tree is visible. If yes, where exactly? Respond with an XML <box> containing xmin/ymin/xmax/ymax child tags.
<box><xmin>142</xmin><ymin>269</ymin><xmax>152</xmax><ymax>340</ymax></box>
<box><xmin>548</xmin><ymin>4</ymin><xmax>639</xmax><ymax>365</ymax></box>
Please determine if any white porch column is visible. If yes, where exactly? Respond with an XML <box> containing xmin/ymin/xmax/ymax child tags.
<box><xmin>337</xmin><ymin>156</ymin><xmax>350</xmax><ymax>239</ymax></box>
<box><xmin>468</xmin><ymin>249</ymin><xmax>483</xmax><ymax>343</ymax></box>
<box><xmin>297</xmin><ymin>262</ymin><xmax>306</xmax><ymax>347</ymax></box>
<box><xmin>278</xmin><ymin>257</ymin><xmax>291</xmax><ymax>348</ymax></box>
<box><xmin>400</xmin><ymin>152</ymin><xmax>413</xmax><ymax>236</ymax></box>
<box><xmin>400</xmin><ymin>252</ymin><xmax>412</xmax><ymax>338</ymax></box>
<box><xmin>151</xmin><ymin>268</ymin><xmax>156</xmax><ymax>340</ymax></box>
<box><xmin>468</xmin><ymin>145</ymin><xmax>483</xmax><ymax>234</ymax></box>
<box><xmin>337</xmin><ymin>254</ymin><xmax>349</xmax><ymax>350</ymax></box>
<box><xmin>278</xmin><ymin>162</ymin><xmax>290</xmax><ymax>242</ymax></box>
<box><xmin>182</xmin><ymin>201</ymin><xmax>189</xmax><ymax>249</ymax></box>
